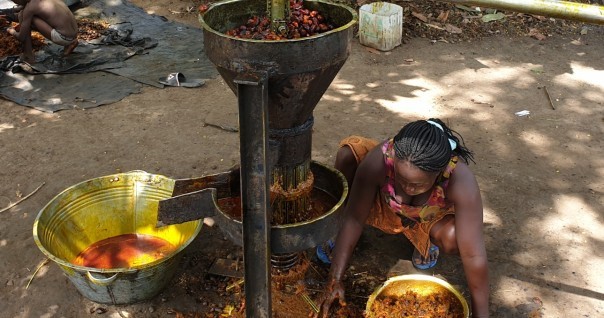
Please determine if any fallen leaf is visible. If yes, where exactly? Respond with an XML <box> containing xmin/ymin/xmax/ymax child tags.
<box><xmin>437</xmin><ymin>10</ymin><xmax>449</xmax><ymax>23</ymax></box>
<box><xmin>529</xmin><ymin>28</ymin><xmax>546</xmax><ymax>41</ymax></box>
<box><xmin>482</xmin><ymin>12</ymin><xmax>506</xmax><ymax>22</ymax></box>
<box><xmin>364</xmin><ymin>47</ymin><xmax>382</xmax><ymax>54</ymax></box>
<box><xmin>412</xmin><ymin>11</ymin><xmax>428</xmax><ymax>23</ymax></box>
<box><xmin>531</xmin><ymin>14</ymin><xmax>547</xmax><ymax>21</ymax></box>
<box><xmin>570</xmin><ymin>39</ymin><xmax>582</xmax><ymax>45</ymax></box>
<box><xmin>425</xmin><ymin>23</ymin><xmax>444</xmax><ymax>30</ymax></box>
<box><xmin>445</xmin><ymin>24</ymin><xmax>462</xmax><ymax>34</ymax></box>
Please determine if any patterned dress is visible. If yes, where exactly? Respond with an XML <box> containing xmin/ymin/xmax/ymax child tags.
<box><xmin>339</xmin><ymin>136</ymin><xmax>458</xmax><ymax>258</ymax></box>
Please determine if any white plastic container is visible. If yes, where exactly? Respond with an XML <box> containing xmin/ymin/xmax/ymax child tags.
<box><xmin>359</xmin><ymin>2</ymin><xmax>403</xmax><ymax>51</ymax></box>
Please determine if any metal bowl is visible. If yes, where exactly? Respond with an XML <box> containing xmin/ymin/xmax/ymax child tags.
<box><xmin>365</xmin><ymin>274</ymin><xmax>470</xmax><ymax>318</ymax></box>
<box><xmin>33</xmin><ymin>171</ymin><xmax>203</xmax><ymax>304</ymax></box>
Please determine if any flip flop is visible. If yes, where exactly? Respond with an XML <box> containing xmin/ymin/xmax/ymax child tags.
<box><xmin>316</xmin><ymin>239</ymin><xmax>335</xmax><ymax>265</ymax></box>
<box><xmin>412</xmin><ymin>245</ymin><xmax>439</xmax><ymax>270</ymax></box>
<box><xmin>159</xmin><ymin>72</ymin><xmax>205</xmax><ymax>88</ymax></box>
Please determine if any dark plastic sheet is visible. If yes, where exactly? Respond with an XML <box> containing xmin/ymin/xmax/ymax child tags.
<box><xmin>0</xmin><ymin>0</ymin><xmax>216</xmax><ymax>112</ymax></box>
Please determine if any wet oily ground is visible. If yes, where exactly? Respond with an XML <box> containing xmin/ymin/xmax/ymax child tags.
<box><xmin>163</xmin><ymin>224</ymin><xmax>467</xmax><ymax>318</ymax></box>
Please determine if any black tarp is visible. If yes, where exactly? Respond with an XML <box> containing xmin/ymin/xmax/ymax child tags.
<box><xmin>0</xmin><ymin>0</ymin><xmax>217</xmax><ymax>112</ymax></box>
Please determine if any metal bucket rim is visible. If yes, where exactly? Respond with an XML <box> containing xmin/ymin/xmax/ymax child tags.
<box><xmin>32</xmin><ymin>170</ymin><xmax>203</xmax><ymax>273</ymax></box>
<box><xmin>215</xmin><ymin>160</ymin><xmax>348</xmax><ymax>229</ymax></box>
<box><xmin>365</xmin><ymin>274</ymin><xmax>470</xmax><ymax>318</ymax></box>
<box><xmin>199</xmin><ymin>0</ymin><xmax>358</xmax><ymax>43</ymax></box>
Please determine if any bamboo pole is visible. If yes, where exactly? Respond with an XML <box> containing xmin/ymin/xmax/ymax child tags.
<box><xmin>442</xmin><ymin>0</ymin><xmax>604</xmax><ymax>25</ymax></box>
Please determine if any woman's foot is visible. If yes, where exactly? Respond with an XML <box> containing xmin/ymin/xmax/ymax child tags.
<box><xmin>316</xmin><ymin>239</ymin><xmax>335</xmax><ymax>265</ymax></box>
<box><xmin>412</xmin><ymin>244</ymin><xmax>439</xmax><ymax>270</ymax></box>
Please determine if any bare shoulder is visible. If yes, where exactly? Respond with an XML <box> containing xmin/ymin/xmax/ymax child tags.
<box><xmin>355</xmin><ymin>141</ymin><xmax>387</xmax><ymax>183</ymax></box>
<box><xmin>23</xmin><ymin>0</ymin><xmax>44</xmax><ymax>12</ymax></box>
<box><xmin>33</xmin><ymin>0</ymin><xmax>62</xmax><ymax>10</ymax></box>
<box><xmin>447</xmin><ymin>161</ymin><xmax>481</xmax><ymax>202</ymax></box>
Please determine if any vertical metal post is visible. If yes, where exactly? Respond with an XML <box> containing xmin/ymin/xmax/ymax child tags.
<box><xmin>234</xmin><ymin>72</ymin><xmax>272</xmax><ymax>318</ymax></box>
<box><xmin>268</xmin><ymin>0</ymin><xmax>290</xmax><ymax>34</ymax></box>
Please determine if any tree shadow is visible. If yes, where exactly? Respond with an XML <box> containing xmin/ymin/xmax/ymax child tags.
<box><xmin>313</xmin><ymin>30</ymin><xmax>604</xmax><ymax>317</ymax></box>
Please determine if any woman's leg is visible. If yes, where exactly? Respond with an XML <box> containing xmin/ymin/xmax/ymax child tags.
<box><xmin>412</xmin><ymin>215</ymin><xmax>457</xmax><ymax>269</ymax></box>
<box><xmin>429</xmin><ymin>214</ymin><xmax>459</xmax><ymax>255</ymax></box>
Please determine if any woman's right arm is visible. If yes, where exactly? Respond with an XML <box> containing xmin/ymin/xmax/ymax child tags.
<box><xmin>313</xmin><ymin>146</ymin><xmax>386</xmax><ymax>318</ymax></box>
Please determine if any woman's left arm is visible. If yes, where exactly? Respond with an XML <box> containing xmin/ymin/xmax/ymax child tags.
<box><xmin>448</xmin><ymin>162</ymin><xmax>490</xmax><ymax>318</ymax></box>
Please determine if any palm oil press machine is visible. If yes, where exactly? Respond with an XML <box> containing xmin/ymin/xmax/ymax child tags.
<box><xmin>157</xmin><ymin>0</ymin><xmax>356</xmax><ymax>316</ymax></box>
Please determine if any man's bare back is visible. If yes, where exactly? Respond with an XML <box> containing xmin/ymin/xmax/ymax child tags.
<box><xmin>24</xmin><ymin>0</ymin><xmax>78</xmax><ymax>38</ymax></box>
<box><xmin>8</xmin><ymin>0</ymin><xmax>78</xmax><ymax>62</ymax></box>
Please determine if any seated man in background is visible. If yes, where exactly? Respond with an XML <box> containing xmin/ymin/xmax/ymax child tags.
<box><xmin>7</xmin><ymin>0</ymin><xmax>78</xmax><ymax>63</ymax></box>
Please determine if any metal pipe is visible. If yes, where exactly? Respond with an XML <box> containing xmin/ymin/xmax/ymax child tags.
<box><xmin>269</xmin><ymin>0</ymin><xmax>289</xmax><ymax>34</ymax></box>
<box><xmin>235</xmin><ymin>72</ymin><xmax>272</xmax><ymax>318</ymax></box>
<box><xmin>442</xmin><ymin>0</ymin><xmax>604</xmax><ymax>25</ymax></box>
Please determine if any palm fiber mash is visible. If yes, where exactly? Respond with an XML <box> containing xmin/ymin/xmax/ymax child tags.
<box><xmin>0</xmin><ymin>22</ymin><xmax>46</xmax><ymax>58</ymax></box>
<box><xmin>370</xmin><ymin>290</ymin><xmax>465</xmax><ymax>318</ymax></box>
<box><xmin>77</xmin><ymin>18</ymin><xmax>109</xmax><ymax>41</ymax></box>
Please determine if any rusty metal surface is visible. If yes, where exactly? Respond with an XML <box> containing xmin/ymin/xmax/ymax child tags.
<box><xmin>156</xmin><ymin>169</ymin><xmax>240</xmax><ymax>226</ymax></box>
<box><xmin>211</xmin><ymin>161</ymin><xmax>349</xmax><ymax>254</ymax></box>
<box><xmin>199</xmin><ymin>0</ymin><xmax>357</xmax><ymax>130</ymax></box>
<box><xmin>237</xmin><ymin>69</ymin><xmax>272</xmax><ymax>318</ymax></box>
<box><xmin>196</xmin><ymin>2</ymin><xmax>356</xmax><ymax>315</ymax></box>
<box><xmin>171</xmin><ymin>168</ymin><xmax>240</xmax><ymax>197</ymax></box>
<box><xmin>268</xmin><ymin>117</ymin><xmax>313</xmax><ymax>168</ymax></box>
<box><xmin>156</xmin><ymin>188</ymin><xmax>219</xmax><ymax>227</ymax></box>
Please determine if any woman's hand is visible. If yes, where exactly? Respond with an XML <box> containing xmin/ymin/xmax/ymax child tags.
<box><xmin>310</xmin><ymin>278</ymin><xmax>346</xmax><ymax>318</ymax></box>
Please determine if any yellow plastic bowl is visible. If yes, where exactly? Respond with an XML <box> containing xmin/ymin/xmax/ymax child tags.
<box><xmin>366</xmin><ymin>274</ymin><xmax>470</xmax><ymax>318</ymax></box>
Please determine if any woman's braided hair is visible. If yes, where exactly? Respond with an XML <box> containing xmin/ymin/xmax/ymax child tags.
<box><xmin>392</xmin><ymin>118</ymin><xmax>475</xmax><ymax>172</ymax></box>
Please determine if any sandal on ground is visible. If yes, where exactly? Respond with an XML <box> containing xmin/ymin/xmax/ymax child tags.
<box><xmin>159</xmin><ymin>72</ymin><xmax>205</xmax><ymax>88</ymax></box>
<box><xmin>316</xmin><ymin>239</ymin><xmax>335</xmax><ymax>265</ymax></box>
<box><xmin>412</xmin><ymin>244</ymin><xmax>439</xmax><ymax>270</ymax></box>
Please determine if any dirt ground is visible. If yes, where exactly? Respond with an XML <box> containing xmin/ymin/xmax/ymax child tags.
<box><xmin>1</xmin><ymin>0</ymin><xmax>604</xmax><ymax>317</ymax></box>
